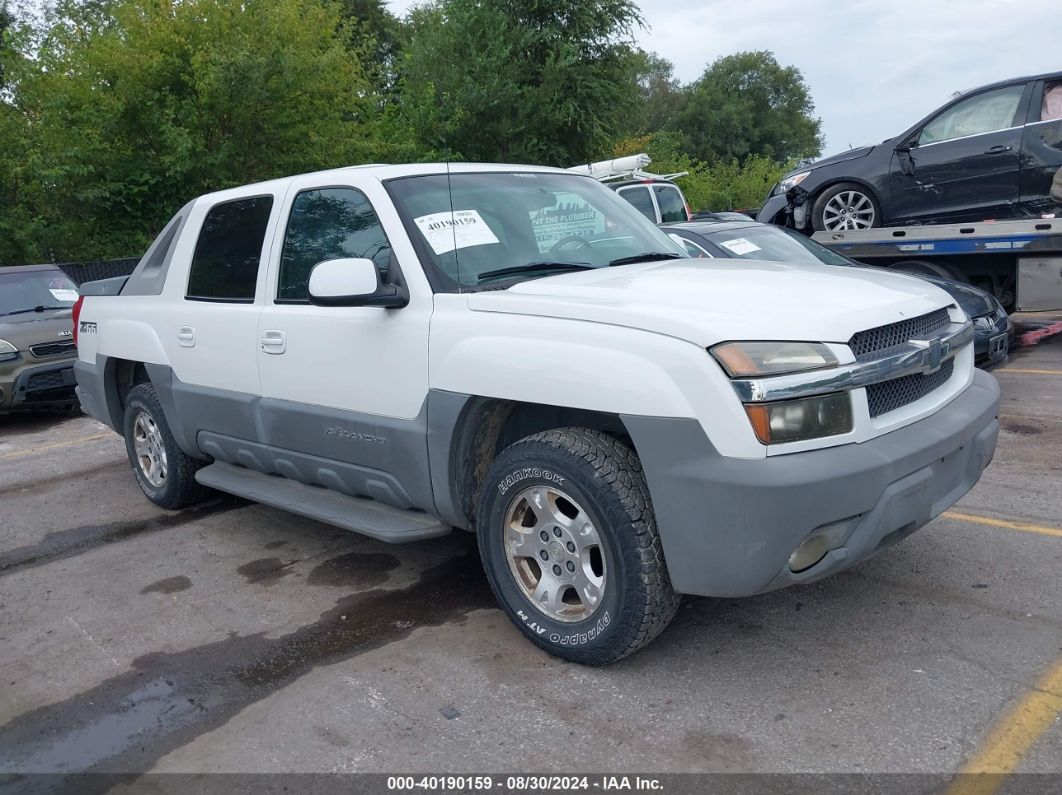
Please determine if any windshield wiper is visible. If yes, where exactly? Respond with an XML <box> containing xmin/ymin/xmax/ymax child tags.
<box><xmin>608</xmin><ymin>252</ymin><xmax>685</xmax><ymax>267</ymax></box>
<box><xmin>2</xmin><ymin>305</ymin><xmax>70</xmax><ymax>317</ymax></box>
<box><xmin>477</xmin><ymin>261</ymin><xmax>595</xmax><ymax>283</ymax></box>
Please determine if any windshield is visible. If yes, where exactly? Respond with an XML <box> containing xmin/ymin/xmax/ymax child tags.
<box><xmin>0</xmin><ymin>269</ymin><xmax>79</xmax><ymax>317</ymax></box>
<box><xmin>386</xmin><ymin>171</ymin><xmax>686</xmax><ymax>290</ymax></box>
<box><xmin>705</xmin><ymin>225</ymin><xmax>855</xmax><ymax>267</ymax></box>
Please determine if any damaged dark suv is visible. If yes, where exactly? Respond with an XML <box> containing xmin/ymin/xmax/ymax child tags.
<box><xmin>759</xmin><ymin>72</ymin><xmax>1062</xmax><ymax>232</ymax></box>
<box><xmin>0</xmin><ymin>265</ymin><xmax>81</xmax><ymax>413</ymax></box>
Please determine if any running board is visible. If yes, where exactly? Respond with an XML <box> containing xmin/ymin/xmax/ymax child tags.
<box><xmin>195</xmin><ymin>462</ymin><xmax>451</xmax><ymax>543</ymax></box>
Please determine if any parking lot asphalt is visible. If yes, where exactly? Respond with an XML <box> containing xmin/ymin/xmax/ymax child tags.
<box><xmin>1</xmin><ymin>318</ymin><xmax>1060</xmax><ymax>784</ymax></box>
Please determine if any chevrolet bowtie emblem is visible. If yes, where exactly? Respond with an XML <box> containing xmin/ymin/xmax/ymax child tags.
<box><xmin>911</xmin><ymin>337</ymin><xmax>945</xmax><ymax>374</ymax></box>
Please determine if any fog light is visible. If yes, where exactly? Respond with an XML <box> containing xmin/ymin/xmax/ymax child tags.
<box><xmin>789</xmin><ymin>517</ymin><xmax>859</xmax><ymax>573</ymax></box>
<box><xmin>744</xmin><ymin>392</ymin><xmax>852</xmax><ymax>445</ymax></box>
<box><xmin>789</xmin><ymin>535</ymin><xmax>831</xmax><ymax>573</ymax></box>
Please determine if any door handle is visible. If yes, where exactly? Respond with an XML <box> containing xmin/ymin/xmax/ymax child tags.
<box><xmin>260</xmin><ymin>330</ymin><xmax>286</xmax><ymax>355</ymax></box>
<box><xmin>177</xmin><ymin>326</ymin><xmax>196</xmax><ymax>348</ymax></box>
<box><xmin>983</xmin><ymin>145</ymin><xmax>1012</xmax><ymax>155</ymax></box>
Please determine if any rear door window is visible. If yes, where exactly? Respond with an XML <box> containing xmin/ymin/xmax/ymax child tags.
<box><xmin>186</xmin><ymin>197</ymin><xmax>274</xmax><ymax>302</ymax></box>
<box><xmin>616</xmin><ymin>185</ymin><xmax>656</xmax><ymax>222</ymax></box>
<box><xmin>653</xmin><ymin>185</ymin><xmax>688</xmax><ymax>223</ymax></box>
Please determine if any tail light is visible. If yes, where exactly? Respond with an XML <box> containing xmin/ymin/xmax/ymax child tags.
<box><xmin>72</xmin><ymin>296</ymin><xmax>85</xmax><ymax>345</ymax></box>
<box><xmin>685</xmin><ymin>202</ymin><xmax>692</xmax><ymax>221</ymax></box>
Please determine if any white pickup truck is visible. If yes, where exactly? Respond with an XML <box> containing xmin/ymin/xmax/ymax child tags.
<box><xmin>73</xmin><ymin>163</ymin><xmax>1001</xmax><ymax>664</ymax></box>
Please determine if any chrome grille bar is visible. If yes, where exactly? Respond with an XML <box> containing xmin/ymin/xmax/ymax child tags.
<box><xmin>730</xmin><ymin>320</ymin><xmax>973</xmax><ymax>404</ymax></box>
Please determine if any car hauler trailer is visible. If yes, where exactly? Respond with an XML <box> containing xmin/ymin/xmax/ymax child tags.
<box><xmin>813</xmin><ymin>218</ymin><xmax>1062</xmax><ymax>312</ymax></box>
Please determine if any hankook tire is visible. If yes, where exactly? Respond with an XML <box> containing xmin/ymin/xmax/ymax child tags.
<box><xmin>477</xmin><ymin>428</ymin><xmax>679</xmax><ymax>665</ymax></box>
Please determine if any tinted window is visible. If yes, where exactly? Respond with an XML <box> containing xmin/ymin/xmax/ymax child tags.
<box><xmin>653</xmin><ymin>185</ymin><xmax>687</xmax><ymax>223</ymax></box>
<box><xmin>617</xmin><ymin>186</ymin><xmax>656</xmax><ymax>221</ymax></box>
<box><xmin>187</xmin><ymin>197</ymin><xmax>273</xmax><ymax>302</ymax></box>
<box><xmin>278</xmin><ymin>188</ymin><xmax>391</xmax><ymax>302</ymax></box>
<box><xmin>919</xmin><ymin>85</ymin><xmax>1025</xmax><ymax>145</ymax></box>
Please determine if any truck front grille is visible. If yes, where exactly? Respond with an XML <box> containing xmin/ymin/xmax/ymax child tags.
<box><xmin>29</xmin><ymin>341</ymin><xmax>76</xmax><ymax>358</ymax></box>
<box><xmin>866</xmin><ymin>358</ymin><xmax>954</xmax><ymax>418</ymax></box>
<box><xmin>849</xmin><ymin>308</ymin><xmax>950</xmax><ymax>362</ymax></box>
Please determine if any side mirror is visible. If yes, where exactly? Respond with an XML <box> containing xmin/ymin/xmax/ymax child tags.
<box><xmin>307</xmin><ymin>258</ymin><xmax>407</xmax><ymax>308</ymax></box>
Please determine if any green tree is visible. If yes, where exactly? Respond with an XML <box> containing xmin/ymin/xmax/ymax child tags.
<box><xmin>0</xmin><ymin>3</ymin><xmax>11</xmax><ymax>89</ymax></box>
<box><xmin>671</xmin><ymin>50</ymin><xmax>823</xmax><ymax>164</ymax></box>
<box><xmin>5</xmin><ymin>0</ymin><xmax>377</xmax><ymax>264</ymax></box>
<box><xmin>338</xmin><ymin>0</ymin><xmax>405</xmax><ymax>94</ymax></box>
<box><xmin>0</xmin><ymin>3</ymin><xmax>36</xmax><ymax>263</ymax></box>
<box><xmin>399</xmin><ymin>0</ymin><xmax>644</xmax><ymax>165</ymax></box>
<box><xmin>633</xmin><ymin>51</ymin><xmax>683</xmax><ymax>134</ymax></box>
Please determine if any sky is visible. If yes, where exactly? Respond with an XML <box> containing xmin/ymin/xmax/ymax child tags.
<box><xmin>388</xmin><ymin>0</ymin><xmax>1058</xmax><ymax>158</ymax></box>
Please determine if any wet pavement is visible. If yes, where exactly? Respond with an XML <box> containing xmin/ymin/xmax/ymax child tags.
<box><xmin>0</xmin><ymin>317</ymin><xmax>1060</xmax><ymax>783</ymax></box>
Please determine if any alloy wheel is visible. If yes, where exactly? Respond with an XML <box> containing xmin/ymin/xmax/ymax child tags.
<box><xmin>822</xmin><ymin>190</ymin><xmax>876</xmax><ymax>230</ymax></box>
<box><xmin>503</xmin><ymin>485</ymin><xmax>607</xmax><ymax>623</ymax></box>
<box><xmin>132</xmin><ymin>410</ymin><xmax>168</xmax><ymax>488</ymax></box>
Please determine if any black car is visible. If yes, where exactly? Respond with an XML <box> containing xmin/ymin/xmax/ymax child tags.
<box><xmin>665</xmin><ymin>220</ymin><xmax>1013</xmax><ymax>367</ymax></box>
<box><xmin>758</xmin><ymin>72</ymin><xmax>1062</xmax><ymax>232</ymax></box>
<box><xmin>690</xmin><ymin>210</ymin><xmax>755</xmax><ymax>222</ymax></box>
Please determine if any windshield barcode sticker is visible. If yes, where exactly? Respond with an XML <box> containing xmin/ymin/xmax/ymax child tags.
<box><xmin>49</xmin><ymin>288</ymin><xmax>79</xmax><ymax>302</ymax></box>
<box><xmin>719</xmin><ymin>238</ymin><xmax>761</xmax><ymax>256</ymax></box>
<box><xmin>413</xmin><ymin>210</ymin><xmax>500</xmax><ymax>255</ymax></box>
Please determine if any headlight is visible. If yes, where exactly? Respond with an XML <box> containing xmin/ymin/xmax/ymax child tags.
<box><xmin>743</xmin><ymin>392</ymin><xmax>853</xmax><ymax>445</ymax></box>
<box><xmin>773</xmin><ymin>170</ymin><xmax>811</xmax><ymax>195</ymax></box>
<box><xmin>711</xmin><ymin>341</ymin><xmax>838</xmax><ymax>377</ymax></box>
<box><xmin>0</xmin><ymin>339</ymin><xmax>18</xmax><ymax>362</ymax></box>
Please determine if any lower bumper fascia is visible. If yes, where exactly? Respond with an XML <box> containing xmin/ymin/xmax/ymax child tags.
<box><xmin>622</xmin><ymin>370</ymin><xmax>1001</xmax><ymax>597</ymax></box>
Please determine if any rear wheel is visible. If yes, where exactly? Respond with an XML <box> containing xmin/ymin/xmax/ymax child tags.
<box><xmin>812</xmin><ymin>183</ymin><xmax>881</xmax><ymax>231</ymax></box>
<box><xmin>477</xmin><ymin>428</ymin><xmax>679</xmax><ymax>665</ymax></box>
<box><xmin>122</xmin><ymin>383</ymin><xmax>209</xmax><ymax>509</ymax></box>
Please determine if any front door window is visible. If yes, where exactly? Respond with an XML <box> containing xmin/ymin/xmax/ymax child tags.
<box><xmin>918</xmin><ymin>85</ymin><xmax>1025</xmax><ymax>145</ymax></box>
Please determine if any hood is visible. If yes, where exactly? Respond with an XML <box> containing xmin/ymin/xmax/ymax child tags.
<box><xmin>917</xmin><ymin>275</ymin><xmax>996</xmax><ymax>318</ymax></box>
<box><xmin>790</xmin><ymin>145</ymin><xmax>875</xmax><ymax>176</ymax></box>
<box><xmin>467</xmin><ymin>260</ymin><xmax>955</xmax><ymax>347</ymax></box>
<box><xmin>0</xmin><ymin>309</ymin><xmax>75</xmax><ymax>351</ymax></box>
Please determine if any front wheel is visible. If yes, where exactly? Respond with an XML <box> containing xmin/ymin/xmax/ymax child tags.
<box><xmin>477</xmin><ymin>428</ymin><xmax>679</xmax><ymax>665</ymax></box>
<box><xmin>811</xmin><ymin>182</ymin><xmax>881</xmax><ymax>231</ymax></box>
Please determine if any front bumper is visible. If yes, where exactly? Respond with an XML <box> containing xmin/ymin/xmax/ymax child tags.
<box><xmin>622</xmin><ymin>370</ymin><xmax>1000</xmax><ymax>597</ymax></box>
<box><xmin>973</xmin><ymin>313</ymin><xmax>1014</xmax><ymax>367</ymax></box>
<box><xmin>756</xmin><ymin>193</ymin><xmax>791</xmax><ymax>225</ymax></box>
<box><xmin>0</xmin><ymin>358</ymin><xmax>79</xmax><ymax>410</ymax></box>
